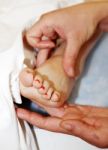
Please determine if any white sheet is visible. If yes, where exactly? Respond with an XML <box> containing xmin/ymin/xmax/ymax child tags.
<box><xmin>0</xmin><ymin>0</ymin><xmax>65</xmax><ymax>149</ymax></box>
<box><xmin>1</xmin><ymin>0</ymin><xmax>107</xmax><ymax>150</ymax></box>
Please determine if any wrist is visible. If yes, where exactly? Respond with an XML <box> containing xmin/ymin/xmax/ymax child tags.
<box><xmin>82</xmin><ymin>1</ymin><xmax>108</xmax><ymax>29</ymax></box>
<box><xmin>92</xmin><ymin>1</ymin><xmax>108</xmax><ymax>23</ymax></box>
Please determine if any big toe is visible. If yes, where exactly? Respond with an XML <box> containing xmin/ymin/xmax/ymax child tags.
<box><xmin>19</xmin><ymin>68</ymin><xmax>34</xmax><ymax>87</ymax></box>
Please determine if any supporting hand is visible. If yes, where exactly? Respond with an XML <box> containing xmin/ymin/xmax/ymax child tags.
<box><xmin>17</xmin><ymin>104</ymin><xmax>108</xmax><ymax>148</ymax></box>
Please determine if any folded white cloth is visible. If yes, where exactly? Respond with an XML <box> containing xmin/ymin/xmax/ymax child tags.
<box><xmin>0</xmin><ymin>0</ymin><xmax>73</xmax><ymax>149</ymax></box>
<box><xmin>0</xmin><ymin>21</ymin><xmax>37</xmax><ymax>150</ymax></box>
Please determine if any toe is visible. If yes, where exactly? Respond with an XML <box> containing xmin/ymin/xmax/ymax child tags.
<box><xmin>42</xmin><ymin>87</ymin><xmax>53</xmax><ymax>100</ymax></box>
<box><xmin>51</xmin><ymin>91</ymin><xmax>60</xmax><ymax>102</ymax></box>
<box><xmin>33</xmin><ymin>74</ymin><xmax>43</xmax><ymax>88</ymax></box>
<box><xmin>19</xmin><ymin>68</ymin><xmax>34</xmax><ymax>87</ymax></box>
<box><xmin>38</xmin><ymin>80</ymin><xmax>49</xmax><ymax>94</ymax></box>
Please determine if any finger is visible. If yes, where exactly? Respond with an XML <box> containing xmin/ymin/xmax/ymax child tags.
<box><xmin>26</xmin><ymin>35</ymin><xmax>55</xmax><ymax>49</ymax></box>
<box><xmin>43</xmin><ymin>105</ymin><xmax>66</xmax><ymax>118</ymax></box>
<box><xmin>63</xmin><ymin>37</ymin><xmax>83</xmax><ymax>77</ymax></box>
<box><xmin>26</xmin><ymin>20</ymin><xmax>56</xmax><ymax>48</ymax></box>
<box><xmin>32</xmin><ymin>100</ymin><xmax>66</xmax><ymax>118</ymax></box>
<box><xmin>36</xmin><ymin>49</ymin><xmax>50</xmax><ymax>67</ymax></box>
<box><xmin>60</xmin><ymin>119</ymin><xmax>99</xmax><ymax>146</ymax></box>
<box><xmin>16</xmin><ymin>108</ymin><xmax>65</xmax><ymax>132</ymax></box>
<box><xmin>42</xmin><ymin>26</ymin><xmax>58</xmax><ymax>39</ymax></box>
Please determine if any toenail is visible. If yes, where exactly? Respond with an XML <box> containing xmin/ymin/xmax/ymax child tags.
<box><xmin>35</xmin><ymin>79</ymin><xmax>40</xmax><ymax>83</ymax></box>
<box><xmin>38</xmin><ymin>85</ymin><xmax>47</xmax><ymax>94</ymax></box>
<box><xmin>40</xmin><ymin>85</ymin><xmax>45</xmax><ymax>90</ymax></box>
<box><xmin>42</xmin><ymin>93</ymin><xmax>49</xmax><ymax>100</ymax></box>
<box><xmin>51</xmin><ymin>91</ymin><xmax>60</xmax><ymax>102</ymax></box>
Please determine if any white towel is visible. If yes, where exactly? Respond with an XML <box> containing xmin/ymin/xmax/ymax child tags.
<box><xmin>0</xmin><ymin>0</ymin><xmax>72</xmax><ymax>149</ymax></box>
<box><xmin>0</xmin><ymin>0</ymin><xmax>86</xmax><ymax>149</ymax></box>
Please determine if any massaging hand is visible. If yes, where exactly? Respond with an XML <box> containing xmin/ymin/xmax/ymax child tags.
<box><xmin>25</xmin><ymin>1</ymin><xmax>108</xmax><ymax>77</ymax></box>
<box><xmin>17</xmin><ymin>104</ymin><xmax>108</xmax><ymax>148</ymax></box>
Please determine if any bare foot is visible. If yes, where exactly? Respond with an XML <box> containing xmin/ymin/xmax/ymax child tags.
<box><xmin>20</xmin><ymin>42</ymin><xmax>74</xmax><ymax>107</ymax></box>
<box><xmin>19</xmin><ymin>30</ymin><xmax>101</xmax><ymax>107</ymax></box>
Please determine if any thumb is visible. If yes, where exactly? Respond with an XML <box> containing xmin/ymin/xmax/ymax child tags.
<box><xmin>60</xmin><ymin>119</ymin><xmax>97</xmax><ymax>145</ymax></box>
<box><xmin>63</xmin><ymin>37</ymin><xmax>83</xmax><ymax>77</ymax></box>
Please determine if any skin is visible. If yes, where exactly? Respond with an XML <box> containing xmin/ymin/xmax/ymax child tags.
<box><xmin>25</xmin><ymin>1</ymin><xmax>108</xmax><ymax>77</ymax></box>
<box><xmin>17</xmin><ymin>1</ymin><xmax>108</xmax><ymax>148</ymax></box>
<box><xmin>20</xmin><ymin>43</ymin><xmax>73</xmax><ymax>107</ymax></box>
<box><xmin>20</xmin><ymin>29</ymin><xmax>101</xmax><ymax>107</ymax></box>
<box><xmin>17</xmin><ymin>104</ymin><xmax>108</xmax><ymax>148</ymax></box>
